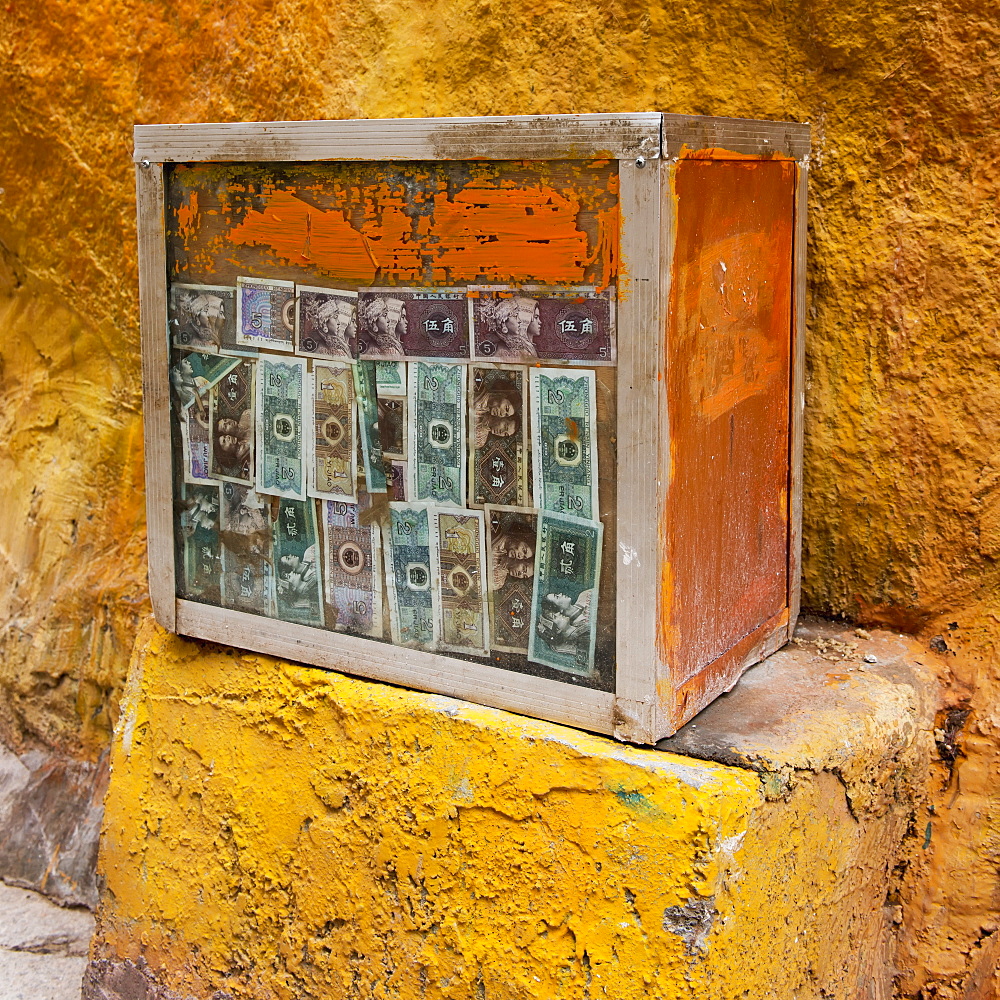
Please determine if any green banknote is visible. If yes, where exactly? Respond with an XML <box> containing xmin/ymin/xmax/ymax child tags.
<box><xmin>176</xmin><ymin>482</ymin><xmax>222</xmax><ymax>604</ymax></box>
<box><xmin>209</xmin><ymin>359</ymin><xmax>254</xmax><ymax>485</ymax></box>
<box><xmin>170</xmin><ymin>351</ymin><xmax>240</xmax><ymax>411</ymax></box>
<box><xmin>485</xmin><ymin>505</ymin><xmax>537</xmax><ymax>654</ymax></box>
<box><xmin>219</xmin><ymin>483</ymin><xmax>275</xmax><ymax>617</ymax></box>
<box><xmin>272</xmin><ymin>497</ymin><xmax>325</xmax><ymax>627</ymax></box>
<box><xmin>255</xmin><ymin>355</ymin><xmax>307</xmax><ymax>500</ymax></box>
<box><xmin>529</xmin><ymin>368</ymin><xmax>599</xmax><ymax>519</ymax></box>
<box><xmin>374</xmin><ymin>360</ymin><xmax>406</xmax><ymax>396</ymax></box>
<box><xmin>431</xmin><ymin>508</ymin><xmax>488</xmax><ymax>656</ymax></box>
<box><xmin>310</xmin><ymin>363</ymin><xmax>357</xmax><ymax>502</ymax></box>
<box><xmin>354</xmin><ymin>361</ymin><xmax>387</xmax><ymax>492</ymax></box>
<box><xmin>384</xmin><ymin>502</ymin><xmax>436</xmax><ymax>649</ymax></box>
<box><xmin>408</xmin><ymin>361</ymin><xmax>466</xmax><ymax>507</ymax></box>
<box><xmin>321</xmin><ymin>498</ymin><xmax>383</xmax><ymax>637</ymax></box>
<box><xmin>528</xmin><ymin>510</ymin><xmax>603</xmax><ymax>676</ymax></box>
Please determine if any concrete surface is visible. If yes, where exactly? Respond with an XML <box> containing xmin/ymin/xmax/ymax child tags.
<box><xmin>0</xmin><ymin>880</ymin><xmax>93</xmax><ymax>1000</ymax></box>
<box><xmin>85</xmin><ymin>617</ymin><xmax>937</xmax><ymax>999</ymax></box>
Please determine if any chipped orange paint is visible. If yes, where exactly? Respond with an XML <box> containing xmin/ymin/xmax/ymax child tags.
<box><xmin>658</xmin><ymin>158</ymin><xmax>795</xmax><ymax>690</ymax></box>
<box><xmin>175</xmin><ymin>164</ymin><xmax>620</xmax><ymax>287</ymax></box>
<box><xmin>175</xmin><ymin>190</ymin><xmax>200</xmax><ymax>246</ymax></box>
<box><xmin>227</xmin><ymin>189</ymin><xmax>381</xmax><ymax>283</ymax></box>
<box><xmin>678</xmin><ymin>146</ymin><xmax>798</xmax><ymax>162</ymax></box>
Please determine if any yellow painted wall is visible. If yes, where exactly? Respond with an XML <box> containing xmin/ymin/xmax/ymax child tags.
<box><xmin>2</xmin><ymin>0</ymin><xmax>999</xmax><ymax>993</ymax></box>
<box><xmin>93</xmin><ymin>622</ymin><xmax>926</xmax><ymax>999</ymax></box>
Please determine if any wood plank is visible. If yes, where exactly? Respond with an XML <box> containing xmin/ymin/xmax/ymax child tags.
<box><xmin>787</xmin><ymin>162</ymin><xmax>809</xmax><ymax>634</ymax></box>
<box><xmin>136</xmin><ymin>163</ymin><xmax>175</xmax><ymax>630</ymax></box>
<box><xmin>175</xmin><ymin>600</ymin><xmax>616</xmax><ymax>735</ymax></box>
<box><xmin>659</xmin><ymin>158</ymin><xmax>796</xmax><ymax>709</ymax></box>
<box><xmin>663</xmin><ymin>114</ymin><xmax>810</xmax><ymax>159</ymax></box>
<box><xmin>613</xmin><ymin>158</ymin><xmax>662</xmax><ymax>744</ymax></box>
<box><xmin>134</xmin><ymin>113</ymin><xmax>663</xmax><ymax>164</ymax></box>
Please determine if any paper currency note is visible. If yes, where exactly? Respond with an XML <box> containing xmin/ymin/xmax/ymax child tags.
<box><xmin>180</xmin><ymin>405</ymin><xmax>212</xmax><ymax>484</ymax></box>
<box><xmin>170</xmin><ymin>351</ymin><xmax>240</xmax><ymax>411</ymax></box>
<box><xmin>321</xmin><ymin>499</ymin><xmax>383</xmax><ymax>637</ymax></box>
<box><xmin>209</xmin><ymin>359</ymin><xmax>255</xmax><ymax>485</ymax></box>
<box><xmin>309</xmin><ymin>363</ymin><xmax>357</xmax><ymax>502</ymax></box>
<box><xmin>296</xmin><ymin>286</ymin><xmax>357</xmax><ymax>360</ymax></box>
<box><xmin>470</xmin><ymin>365</ymin><xmax>528</xmax><ymax>507</ymax></box>
<box><xmin>385</xmin><ymin>459</ymin><xmax>407</xmax><ymax>501</ymax></box>
<box><xmin>219</xmin><ymin>483</ymin><xmax>275</xmax><ymax>616</ymax></box>
<box><xmin>384</xmin><ymin>503</ymin><xmax>436</xmax><ymax>649</ymax></box>
<box><xmin>374</xmin><ymin>360</ymin><xmax>406</xmax><ymax>396</ymax></box>
<box><xmin>169</xmin><ymin>284</ymin><xmax>238</xmax><ymax>355</ymax></box>
<box><xmin>529</xmin><ymin>368</ymin><xmax>599</xmax><ymax>519</ymax></box>
<box><xmin>236</xmin><ymin>276</ymin><xmax>296</xmax><ymax>351</ymax></box>
<box><xmin>485</xmin><ymin>505</ymin><xmax>537</xmax><ymax>654</ymax></box>
<box><xmin>176</xmin><ymin>482</ymin><xmax>222</xmax><ymax>604</ymax></box>
<box><xmin>353</xmin><ymin>361</ymin><xmax>387</xmax><ymax>492</ymax></box>
<box><xmin>255</xmin><ymin>355</ymin><xmax>307</xmax><ymax>500</ymax></box>
<box><xmin>431</xmin><ymin>508</ymin><xmax>489</xmax><ymax>656</ymax></box>
<box><xmin>528</xmin><ymin>510</ymin><xmax>603</xmax><ymax>676</ymax></box>
<box><xmin>272</xmin><ymin>497</ymin><xmax>325</xmax><ymax>626</ymax></box>
<box><xmin>470</xmin><ymin>286</ymin><xmax>616</xmax><ymax>365</ymax></box>
<box><xmin>357</xmin><ymin>288</ymin><xmax>470</xmax><ymax>360</ymax></box>
<box><xmin>377</xmin><ymin>396</ymin><xmax>406</xmax><ymax>460</ymax></box>
<box><xmin>409</xmin><ymin>361</ymin><xmax>466</xmax><ymax>507</ymax></box>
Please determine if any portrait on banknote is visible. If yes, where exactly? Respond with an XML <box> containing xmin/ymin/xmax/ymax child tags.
<box><xmin>169</xmin><ymin>284</ymin><xmax>237</xmax><ymax>355</ymax></box>
<box><xmin>357</xmin><ymin>289</ymin><xmax>470</xmax><ymax>360</ymax></box>
<box><xmin>471</xmin><ymin>287</ymin><xmax>615</xmax><ymax>365</ymax></box>
<box><xmin>296</xmin><ymin>287</ymin><xmax>357</xmax><ymax>360</ymax></box>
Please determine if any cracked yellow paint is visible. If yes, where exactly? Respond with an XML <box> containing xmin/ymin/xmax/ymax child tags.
<box><xmin>92</xmin><ymin>620</ymin><xmax>924</xmax><ymax>999</ymax></box>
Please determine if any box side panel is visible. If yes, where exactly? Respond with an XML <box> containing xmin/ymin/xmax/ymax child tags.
<box><xmin>659</xmin><ymin>158</ymin><xmax>796</xmax><ymax>722</ymax></box>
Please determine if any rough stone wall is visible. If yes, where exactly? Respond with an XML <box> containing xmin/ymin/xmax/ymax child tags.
<box><xmin>2</xmin><ymin>0</ymin><xmax>999</xmax><ymax>994</ymax></box>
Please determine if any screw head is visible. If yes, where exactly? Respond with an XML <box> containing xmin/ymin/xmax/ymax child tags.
<box><xmin>140</xmin><ymin>158</ymin><xmax>151</xmax><ymax>169</ymax></box>
<box><xmin>635</xmin><ymin>156</ymin><xmax>646</xmax><ymax>168</ymax></box>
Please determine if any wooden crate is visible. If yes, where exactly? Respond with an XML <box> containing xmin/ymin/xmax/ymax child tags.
<box><xmin>135</xmin><ymin>113</ymin><xmax>809</xmax><ymax>743</ymax></box>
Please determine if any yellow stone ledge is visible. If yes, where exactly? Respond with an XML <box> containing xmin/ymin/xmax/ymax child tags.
<box><xmin>84</xmin><ymin>617</ymin><xmax>937</xmax><ymax>1000</ymax></box>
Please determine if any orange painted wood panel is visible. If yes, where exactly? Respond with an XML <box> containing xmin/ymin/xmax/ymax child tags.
<box><xmin>660</xmin><ymin>158</ymin><xmax>796</xmax><ymax>687</ymax></box>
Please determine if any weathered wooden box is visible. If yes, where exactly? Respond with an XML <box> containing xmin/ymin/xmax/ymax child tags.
<box><xmin>135</xmin><ymin>113</ymin><xmax>808</xmax><ymax>743</ymax></box>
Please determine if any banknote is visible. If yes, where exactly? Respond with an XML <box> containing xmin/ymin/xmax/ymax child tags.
<box><xmin>357</xmin><ymin>288</ymin><xmax>471</xmax><ymax>360</ymax></box>
<box><xmin>384</xmin><ymin>502</ymin><xmax>437</xmax><ymax>649</ymax></box>
<box><xmin>321</xmin><ymin>499</ymin><xmax>383</xmax><ymax>637</ymax></box>
<box><xmin>255</xmin><ymin>355</ymin><xmax>307</xmax><ymax>500</ymax></box>
<box><xmin>377</xmin><ymin>396</ymin><xmax>406</xmax><ymax>459</ymax></box>
<box><xmin>385</xmin><ymin>459</ymin><xmax>407</xmax><ymax>501</ymax></box>
<box><xmin>272</xmin><ymin>497</ymin><xmax>325</xmax><ymax>626</ymax></box>
<box><xmin>470</xmin><ymin>286</ymin><xmax>616</xmax><ymax>365</ymax></box>
<box><xmin>469</xmin><ymin>365</ymin><xmax>528</xmax><ymax>507</ymax></box>
<box><xmin>485</xmin><ymin>505</ymin><xmax>537</xmax><ymax>654</ymax></box>
<box><xmin>528</xmin><ymin>510</ymin><xmax>603</xmax><ymax>676</ymax></box>
<box><xmin>170</xmin><ymin>351</ymin><xmax>240</xmax><ymax>411</ymax></box>
<box><xmin>219</xmin><ymin>483</ymin><xmax>275</xmax><ymax>617</ymax></box>
<box><xmin>209</xmin><ymin>359</ymin><xmax>254</xmax><ymax>485</ymax></box>
<box><xmin>374</xmin><ymin>360</ymin><xmax>406</xmax><ymax>396</ymax></box>
<box><xmin>296</xmin><ymin>286</ymin><xmax>357</xmax><ymax>360</ymax></box>
<box><xmin>176</xmin><ymin>482</ymin><xmax>222</xmax><ymax>604</ymax></box>
<box><xmin>236</xmin><ymin>276</ymin><xmax>296</xmax><ymax>351</ymax></box>
<box><xmin>180</xmin><ymin>405</ymin><xmax>212</xmax><ymax>484</ymax></box>
<box><xmin>431</xmin><ymin>508</ymin><xmax>489</xmax><ymax>656</ymax></box>
<box><xmin>529</xmin><ymin>368</ymin><xmax>599</xmax><ymax>519</ymax></box>
<box><xmin>309</xmin><ymin>363</ymin><xmax>357</xmax><ymax>502</ymax></box>
<box><xmin>353</xmin><ymin>361</ymin><xmax>387</xmax><ymax>492</ymax></box>
<box><xmin>408</xmin><ymin>361</ymin><xmax>466</xmax><ymax>507</ymax></box>
<box><xmin>169</xmin><ymin>284</ymin><xmax>238</xmax><ymax>355</ymax></box>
